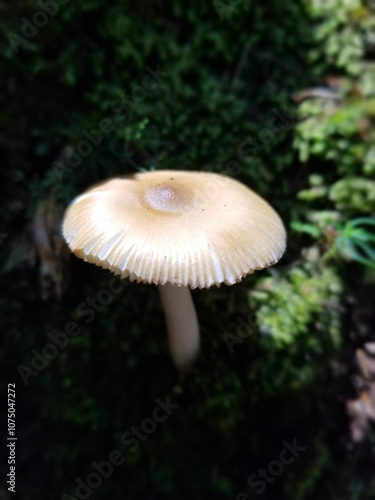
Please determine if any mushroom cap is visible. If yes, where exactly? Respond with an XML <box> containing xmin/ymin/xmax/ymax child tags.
<box><xmin>62</xmin><ymin>170</ymin><xmax>286</xmax><ymax>289</ymax></box>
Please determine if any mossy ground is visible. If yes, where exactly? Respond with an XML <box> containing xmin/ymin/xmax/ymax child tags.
<box><xmin>1</xmin><ymin>1</ymin><xmax>375</xmax><ymax>498</ymax></box>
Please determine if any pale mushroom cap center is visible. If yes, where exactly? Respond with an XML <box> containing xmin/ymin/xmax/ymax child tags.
<box><xmin>143</xmin><ymin>183</ymin><xmax>189</xmax><ymax>214</ymax></box>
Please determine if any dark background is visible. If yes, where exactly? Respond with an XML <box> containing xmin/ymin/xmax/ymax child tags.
<box><xmin>1</xmin><ymin>1</ymin><xmax>375</xmax><ymax>499</ymax></box>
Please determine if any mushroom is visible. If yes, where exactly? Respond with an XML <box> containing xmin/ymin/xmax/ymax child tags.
<box><xmin>62</xmin><ymin>170</ymin><xmax>286</xmax><ymax>375</ymax></box>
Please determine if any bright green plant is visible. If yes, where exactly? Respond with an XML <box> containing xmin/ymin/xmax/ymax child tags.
<box><xmin>333</xmin><ymin>217</ymin><xmax>375</xmax><ymax>268</ymax></box>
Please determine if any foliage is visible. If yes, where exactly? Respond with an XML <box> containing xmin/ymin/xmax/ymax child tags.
<box><xmin>250</xmin><ymin>257</ymin><xmax>343</xmax><ymax>348</ymax></box>
<box><xmin>333</xmin><ymin>217</ymin><xmax>375</xmax><ymax>268</ymax></box>
<box><xmin>1</xmin><ymin>0</ymin><xmax>375</xmax><ymax>499</ymax></box>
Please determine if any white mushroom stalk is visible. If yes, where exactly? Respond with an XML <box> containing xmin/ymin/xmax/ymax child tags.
<box><xmin>158</xmin><ymin>283</ymin><xmax>200</xmax><ymax>374</ymax></box>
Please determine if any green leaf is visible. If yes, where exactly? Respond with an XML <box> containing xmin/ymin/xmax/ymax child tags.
<box><xmin>291</xmin><ymin>221</ymin><xmax>322</xmax><ymax>238</ymax></box>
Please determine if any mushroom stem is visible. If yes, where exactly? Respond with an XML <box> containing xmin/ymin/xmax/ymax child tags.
<box><xmin>158</xmin><ymin>283</ymin><xmax>200</xmax><ymax>374</ymax></box>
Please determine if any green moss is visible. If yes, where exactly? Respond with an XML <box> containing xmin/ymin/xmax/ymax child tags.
<box><xmin>1</xmin><ymin>1</ymin><xmax>375</xmax><ymax>499</ymax></box>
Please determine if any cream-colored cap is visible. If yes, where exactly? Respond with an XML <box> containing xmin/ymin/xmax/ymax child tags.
<box><xmin>62</xmin><ymin>170</ymin><xmax>286</xmax><ymax>289</ymax></box>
